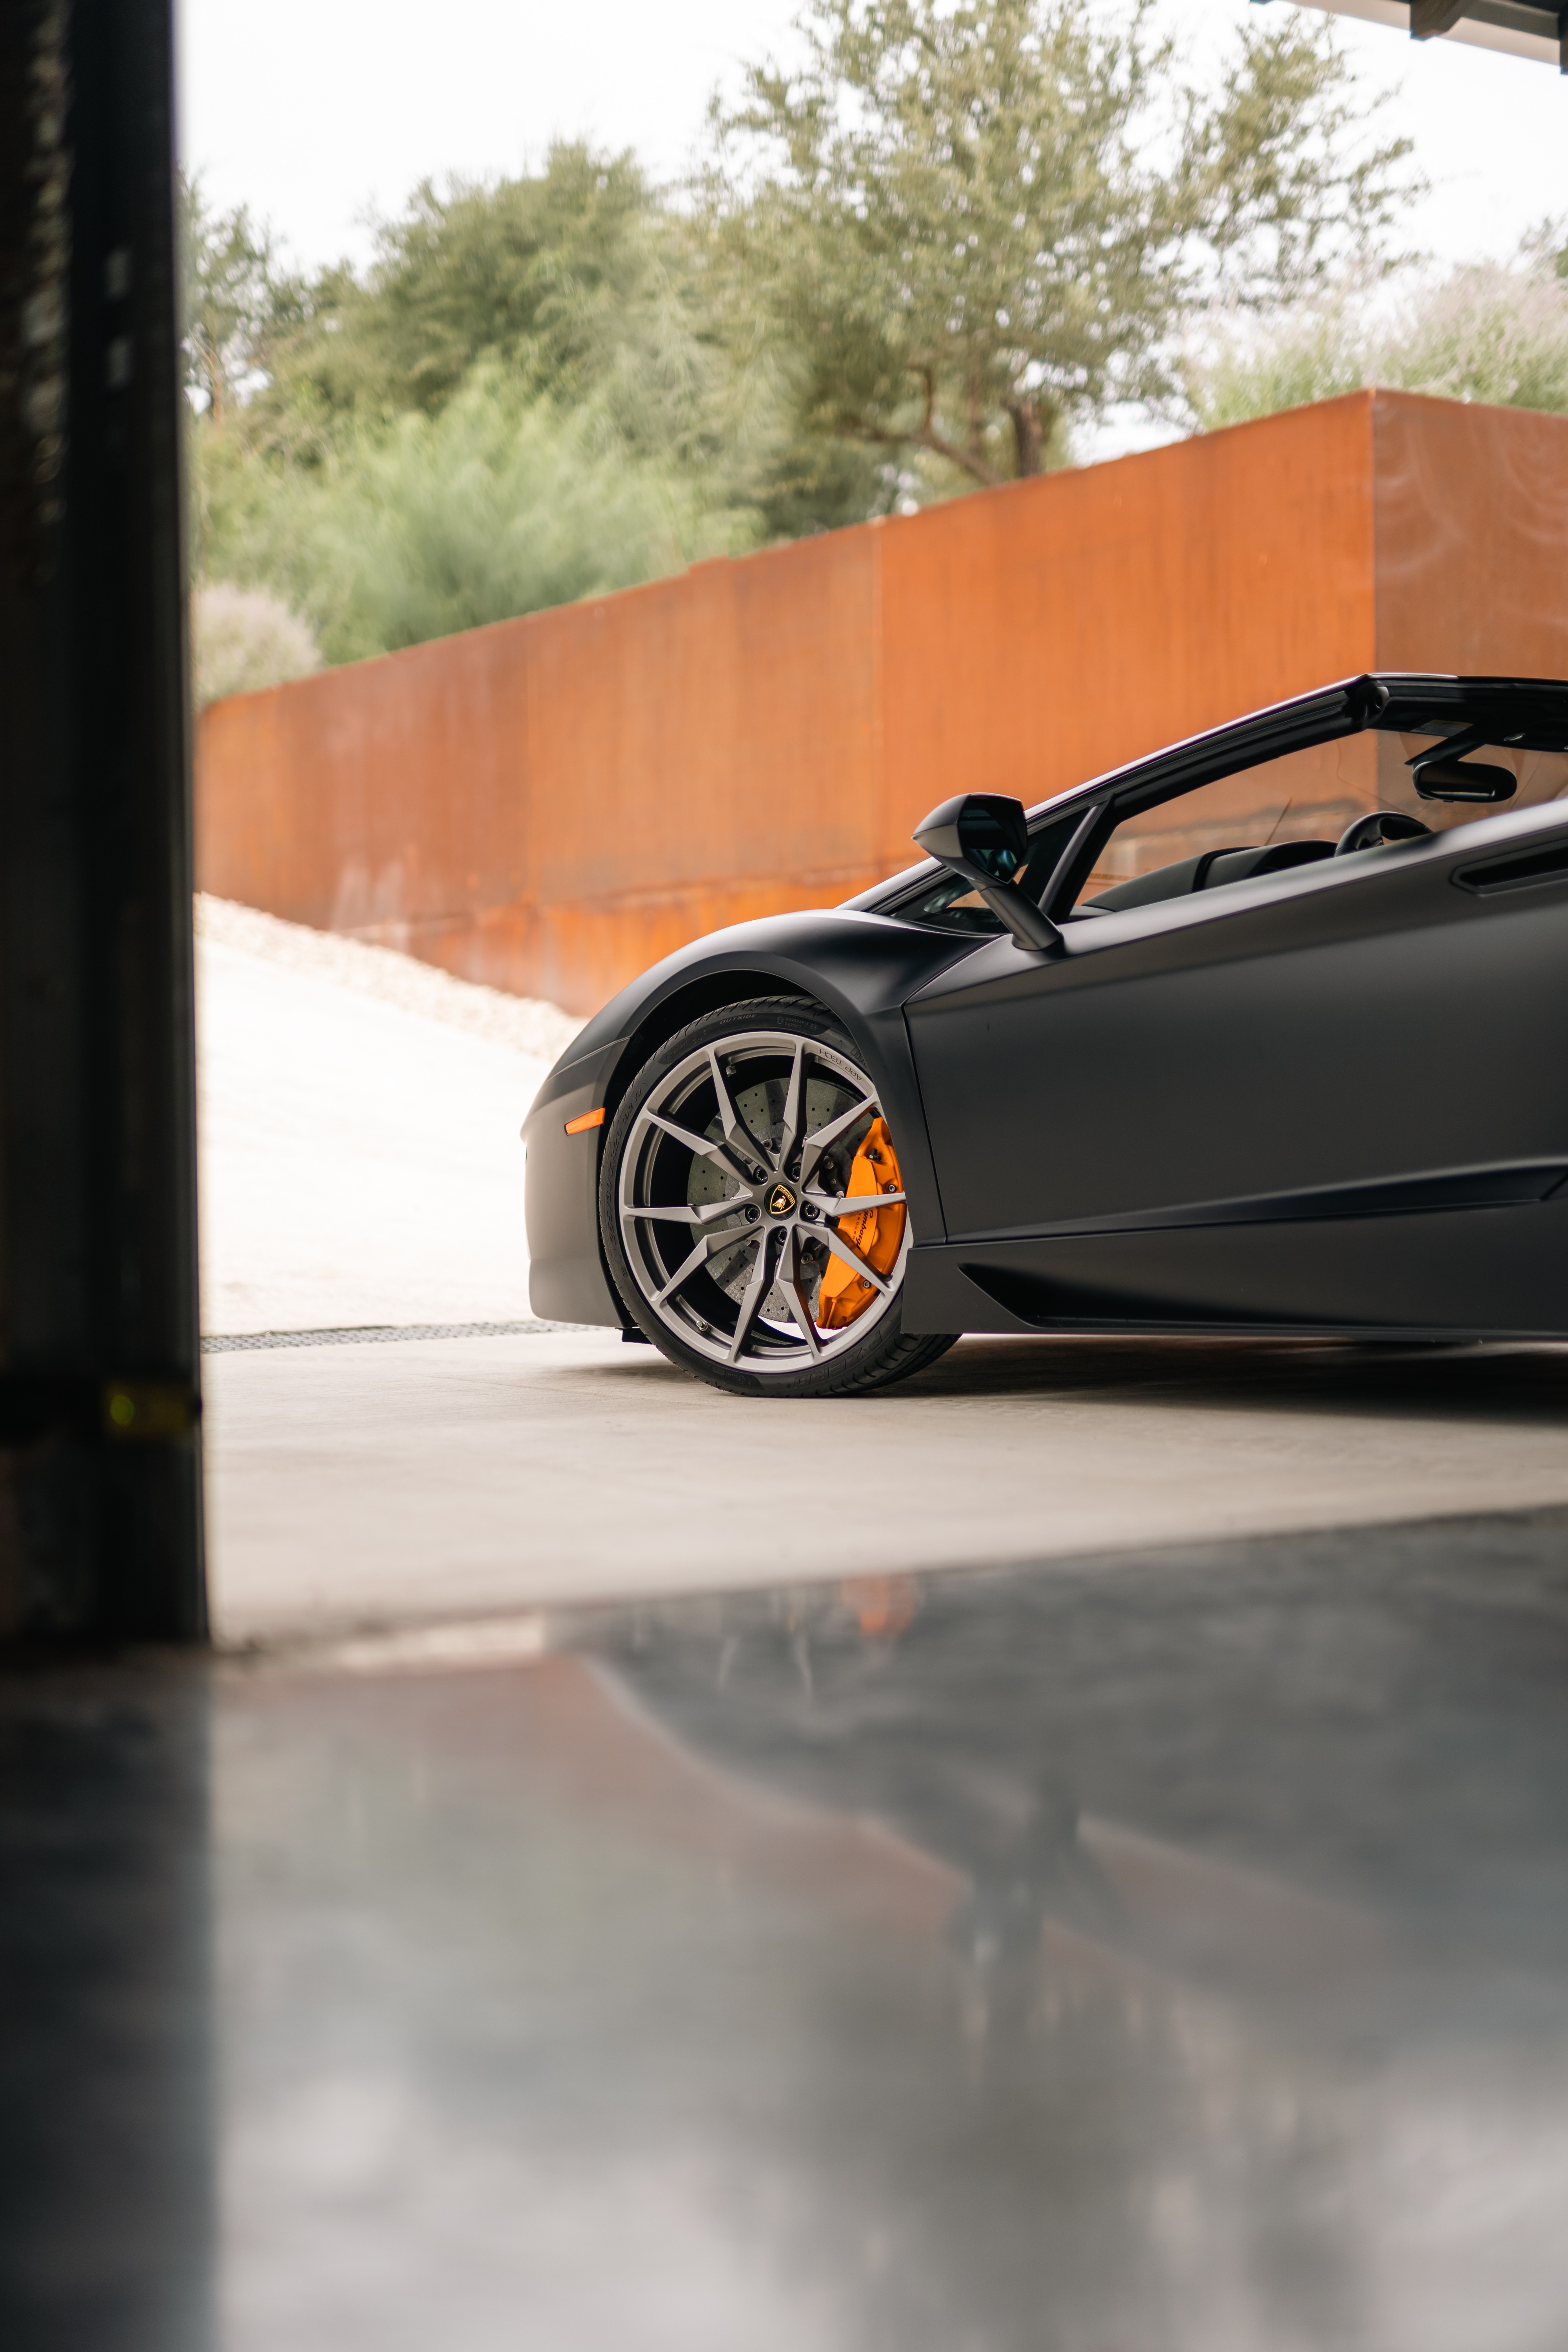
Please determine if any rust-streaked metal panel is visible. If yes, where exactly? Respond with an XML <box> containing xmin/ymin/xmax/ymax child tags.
<box><xmin>517</xmin><ymin>532</ymin><xmax>880</xmax><ymax>1010</ymax></box>
<box><xmin>1372</xmin><ymin>392</ymin><xmax>1568</xmax><ymax>680</ymax></box>
<box><xmin>194</xmin><ymin>391</ymin><xmax>1568</xmax><ymax>1018</ymax></box>
<box><xmin>875</xmin><ymin>392</ymin><xmax>1378</xmax><ymax>869</ymax></box>
<box><xmin>197</xmin><ymin>616</ymin><xmax>534</xmax><ymax>965</ymax></box>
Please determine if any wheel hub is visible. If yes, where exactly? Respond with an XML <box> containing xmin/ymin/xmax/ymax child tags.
<box><xmin>617</xmin><ymin>1029</ymin><xmax>911</xmax><ymax>1374</ymax></box>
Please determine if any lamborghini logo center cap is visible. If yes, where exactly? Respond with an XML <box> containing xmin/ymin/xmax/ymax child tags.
<box><xmin>767</xmin><ymin>1183</ymin><xmax>797</xmax><ymax>1218</ymax></box>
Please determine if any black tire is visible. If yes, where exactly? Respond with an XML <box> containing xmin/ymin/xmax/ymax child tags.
<box><xmin>600</xmin><ymin>998</ymin><xmax>958</xmax><ymax>1398</ymax></box>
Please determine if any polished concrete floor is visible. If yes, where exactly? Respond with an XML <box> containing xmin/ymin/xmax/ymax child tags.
<box><xmin>7</xmin><ymin>1504</ymin><xmax>1568</xmax><ymax>2350</ymax></box>
<box><xmin>206</xmin><ymin>1330</ymin><xmax>1568</xmax><ymax>1644</ymax></box>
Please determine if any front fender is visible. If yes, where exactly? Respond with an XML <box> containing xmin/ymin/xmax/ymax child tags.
<box><xmin>523</xmin><ymin>911</ymin><xmax>987</xmax><ymax>1328</ymax></box>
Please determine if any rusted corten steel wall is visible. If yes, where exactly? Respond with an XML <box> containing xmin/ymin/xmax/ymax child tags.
<box><xmin>195</xmin><ymin>389</ymin><xmax>1568</xmax><ymax>1017</ymax></box>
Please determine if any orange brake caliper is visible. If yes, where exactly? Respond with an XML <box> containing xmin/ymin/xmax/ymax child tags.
<box><xmin>816</xmin><ymin>1117</ymin><xmax>906</xmax><ymax>1331</ymax></box>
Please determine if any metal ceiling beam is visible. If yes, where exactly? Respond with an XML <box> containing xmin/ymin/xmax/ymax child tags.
<box><xmin>1262</xmin><ymin>1</ymin><xmax>1568</xmax><ymax>69</ymax></box>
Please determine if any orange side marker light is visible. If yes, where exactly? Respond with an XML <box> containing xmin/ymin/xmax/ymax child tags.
<box><xmin>564</xmin><ymin>1107</ymin><xmax>606</xmax><ymax>1135</ymax></box>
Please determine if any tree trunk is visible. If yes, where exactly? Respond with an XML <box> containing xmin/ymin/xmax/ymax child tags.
<box><xmin>1006</xmin><ymin>397</ymin><xmax>1044</xmax><ymax>478</ymax></box>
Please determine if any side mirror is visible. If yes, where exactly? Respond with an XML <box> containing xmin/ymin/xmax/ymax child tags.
<box><xmin>913</xmin><ymin>793</ymin><xmax>1061</xmax><ymax>952</ymax></box>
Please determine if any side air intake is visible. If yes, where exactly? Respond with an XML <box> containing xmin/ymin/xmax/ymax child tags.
<box><xmin>1453</xmin><ymin>839</ymin><xmax>1568</xmax><ymax>897</ymax></box>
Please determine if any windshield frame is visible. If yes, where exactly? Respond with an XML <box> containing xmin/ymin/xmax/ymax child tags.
<box><xmin>852</xmin><ymin>674</ymin><xmax>1568</xmax><ymax>934</ymax></box>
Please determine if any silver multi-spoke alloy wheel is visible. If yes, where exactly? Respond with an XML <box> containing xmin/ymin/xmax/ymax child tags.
<box><xmin>617</xmin><ymin>1026</ymin><xmax>907</xmax><ymax>1374</ymax></box>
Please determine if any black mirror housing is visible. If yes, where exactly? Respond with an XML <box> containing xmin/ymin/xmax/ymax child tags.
<box><xmin>1413</xmin><ymin>759</ymin><xmax>1517</xmax><ymax>805</ymax></box>
<box><xmin>914</xmin><ymin>792</ymin><xmax>1031</xmax><ymax>884</ymax></box>
<box><xmin>913</xmin><ymin>793</ymin><xmax>1060</xmax><ymax>953</ymax></box>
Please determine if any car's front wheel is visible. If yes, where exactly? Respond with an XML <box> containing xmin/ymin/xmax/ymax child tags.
<box><xmin>600</xmin><ymin>998</ymin><xmax>957</xmax><ymax>1398</ymax></box>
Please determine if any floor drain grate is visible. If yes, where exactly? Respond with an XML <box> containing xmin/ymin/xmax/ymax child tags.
<box><xmin>201</xmin><ymin>1319</ymin><xmax>598</xmax><ymax>1352</ymax></box>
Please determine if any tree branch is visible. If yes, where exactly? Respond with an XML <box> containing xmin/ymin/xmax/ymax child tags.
<box><xmin>915</xmin><ymin>424</ymin><xmax>996</xmax><ymax>488</ymax></box>
<box><xmin>831</xmin><ymin>368</ymin><xmax>999</xmax><ymax>488</ymax></box>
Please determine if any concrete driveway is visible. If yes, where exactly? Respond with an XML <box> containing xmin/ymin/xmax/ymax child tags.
<box><xmin>206</xmin><ymin>1328</ymin><xmax>1568</xmax><ymax>1648</ymax></box>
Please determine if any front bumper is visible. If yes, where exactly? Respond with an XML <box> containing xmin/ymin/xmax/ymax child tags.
<box><xmin>523</xmin><ymin>1052</ymin><xmax>625</xmax><ymax>1328</ymax></box>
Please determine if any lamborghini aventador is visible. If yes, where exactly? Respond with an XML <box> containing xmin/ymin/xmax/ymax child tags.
<box><xmin>523</xmin><ymin>674</ymin><xmax>1568</xmax><ymax>1396</ymax></box>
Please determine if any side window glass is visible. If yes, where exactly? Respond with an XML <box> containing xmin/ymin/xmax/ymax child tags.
<box><xmin>1078</xmin><ymin>742</ymin><xmax>1371</xmax><ymax>911</ymax></box>
<box><xmin>898</xmin><ymin>874</ymin><xmax>1005</xmax><ymax>935</ymax></box>
<box><xmin>1073</xmin><ymin>735</ymin><xmax>1568</xmax><ymax>918</ymax></box>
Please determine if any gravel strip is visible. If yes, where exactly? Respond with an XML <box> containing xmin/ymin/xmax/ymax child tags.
<box><xmin>195</xmin><ymin>893</ymin><xmax>585</xmax><ymax>1062</ymax></box>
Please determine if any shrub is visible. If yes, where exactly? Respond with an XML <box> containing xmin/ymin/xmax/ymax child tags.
<box><xmin>193</xmin><ymin>369</ymin><xmax>759</xmax><ymax>666</ymax></box>
<box><xmin>1393</xmin><ymin>263</ymin><xmax>1568</xmax><ymax>414</ymax></box>
<box><xmin>190</xmin><ymin>580</ymin><xmax>322</xmax><ymax>708</ymax></box>
<box><xmin>1181</xmin><ymin>260</ymin><xmax>1568</xmax><ymax>431</ymax></box>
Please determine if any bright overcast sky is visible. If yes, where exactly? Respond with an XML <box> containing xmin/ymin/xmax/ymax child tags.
<box><xmin>178</xmin><ymin>0</ymin><xmax>1564</xmax><ymax>276</ymax></box>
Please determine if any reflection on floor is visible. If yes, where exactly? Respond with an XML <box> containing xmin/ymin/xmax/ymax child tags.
<box><xmin>7</xmin><ymin>1506</ymin><xmax>1568</xmax><ymax>2349</ymax></box>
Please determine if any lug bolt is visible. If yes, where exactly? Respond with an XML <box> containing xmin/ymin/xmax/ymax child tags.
<box><xmin>746</xmin><ymin>1205</ymin><xmax>760</xmax><ymax>1222</ymax></box>
<box><xmin>801</xmin><ymin>1201</ymin><xmax>819</xmax><ymax>1222</ymax></box>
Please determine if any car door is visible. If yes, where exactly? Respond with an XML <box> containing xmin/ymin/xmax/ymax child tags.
<box><xmin>902</xmin><ymin>802</ymin><xmax>1568</xmax><ymax>1336</ymax></box>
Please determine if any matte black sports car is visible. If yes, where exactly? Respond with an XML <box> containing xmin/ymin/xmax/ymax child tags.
<box><xmin>524</xmin><ymin>674</ymin><xmax>1568</xmax><ymax>1396</ymax></box>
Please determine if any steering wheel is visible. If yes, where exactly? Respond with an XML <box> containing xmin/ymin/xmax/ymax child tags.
<box><xmin>1334</xmin><ymin>809</ymin><xmax>1432</xmax><ymax>857</ymax></box>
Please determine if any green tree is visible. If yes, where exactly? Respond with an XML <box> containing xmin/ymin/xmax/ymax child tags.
<box><xmin>705</xmin><ymin>0</ymin><xmax>1416</xmax><ymax>488</ymax></box>
<box><xmin>264</xmin><ymin>144</ymin><xmax>713</xmax><ymax>455</ymax></box>
<box><xmin>1524</xmin><ymin>215</ymin><xmax>1568</xmax><ymax>284</ymax></box>
<box><xmin>185</xmin><ymin>148</ymin><xmax>770</xmax><ymax>659</ymax></box>
<box><xmin>179</xmin><ymin>176</ymin><xmax>310</xmax><ymax>420</ymax></box>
